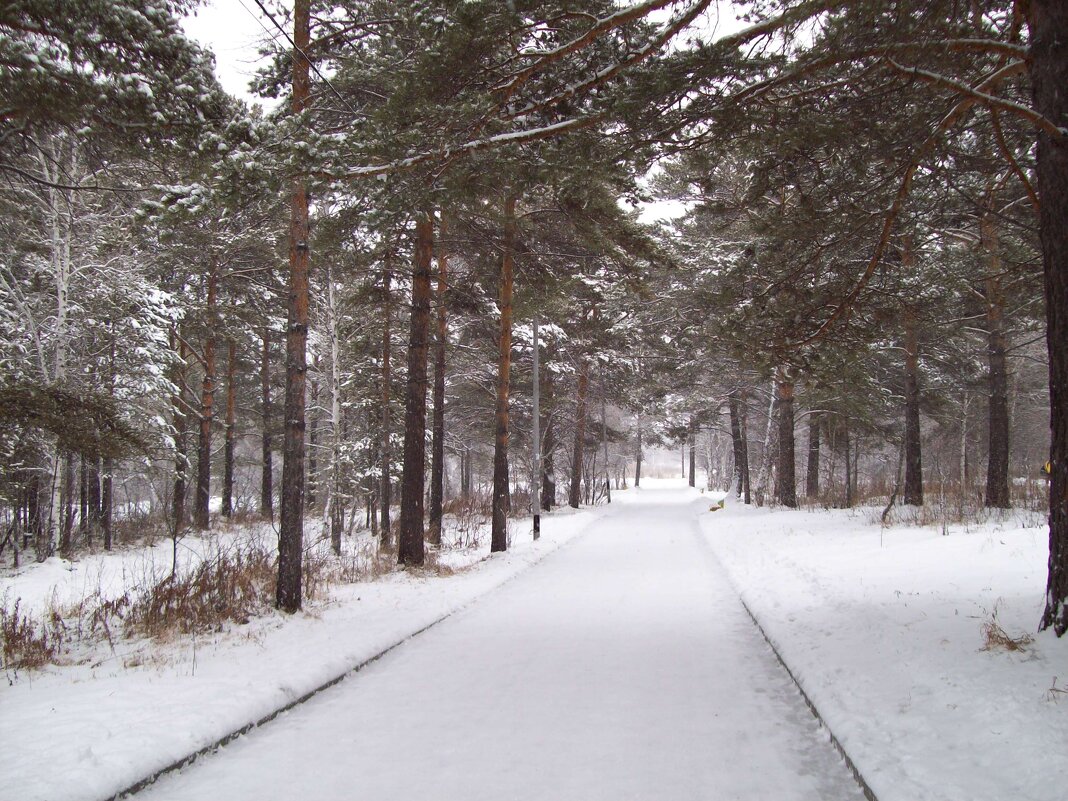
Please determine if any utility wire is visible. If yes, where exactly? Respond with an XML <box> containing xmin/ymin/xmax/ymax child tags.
<box><xmin>245</xmin><ymin>0</ymin><xmax>363</xmax><ymax>118</ymax></box>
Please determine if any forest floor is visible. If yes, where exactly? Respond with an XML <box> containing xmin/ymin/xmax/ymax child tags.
<box><xmin>702</xmin><ymin>489</ymin><xmax>1068</xmax><ymax>801</ymax></box>
<box><xmin>0</xmin><ymin>504</ymin><xmax>601</xmax><ymax>801</ymax></box>
<box><xmin>2</xmin><ymin>481</ymin><xmax>1065</xmax><ymax>801</ymax></box>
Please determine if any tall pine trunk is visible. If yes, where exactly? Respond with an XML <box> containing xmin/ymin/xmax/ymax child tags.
<box><xmin>981</xmin><ymin>209</ymin><xmax>1011</xmax><ymax>508</ymax></box>
<box><xmin>428</xmin><ymin>217</ymin><xmax>449</xmax><ymax>546</ymax></box>
<box><xmin>491</xmin><ymin>195</ymin><xmax>517</xmax><ymax>553</ymax></box>
<box><xmin>688</xmin><ymin>417</ymin><xmax>696</xmax><ymax>488</ymax></box>
<box><xmin>276</xmin><ymin>0</ymin><xmax>311</xmax><ymax>613</ymax></box>
<box><xmin>569</xmin><ymin>359</ymin><xmax>589</xmax><ymax>509</ymax></box>
<box><xmin>903</xmin><ymin>308</ymin><xmax>924</xmax><ymax>506</ymax></box>
<box><xmin>171</xmin><ymin>331</ymin><xmax>190</xmax><ymax>539</ymax></box>
<box><xmin>307</xmin><ymin>373</ymin><xmax>318</xmax><ymax>509</ymax></box>
<box><xmin>260</xmin><ymin>327</ymin><xmax>273</xmax><ymax>518</ymax></box>
<box><xmin>806</xmin><ymin>411</ymin><xmax>820</xmax><ymax>498</ymax></box>
<box><xmin>398</xmin><ymin>213</ymin><xmax>434</xmax><ymax>566</ymax></box>
<box><xmin>222</xmin><ymin>339</ymin><xmax>237</xmax><ymax>519</ymax></box>
<box><xmin>379</xmin><ymin>265</ymin><xmax>393</xmax><ymax>545</ymax></box>
<box><xmin>1030</xmin><ymin>0</ymin><xmax>1068</xmax><ymax>635</ymax></box>
<box><xmin>324</xmin><ymin>261</ymin><xmax>343</xmax><ymax>555</ymax></box>
<box><xmin>635</xmin><ymin>430</ymin><xmax>642</xmax><ymax>489</ymax></box>
<box><xmin>775</xmin><ymin>370</ymin><xmax>797</xmax><ymax>508</ymax></box>
<box><xmin>541</xmin><ymin>349</ymin><xmax>556</xmax><ymax>510</ymax></box>
<box><xmin>195</xmin><ymin>265</ymin><xmax>217</xmax><ymax>530</ymax></box>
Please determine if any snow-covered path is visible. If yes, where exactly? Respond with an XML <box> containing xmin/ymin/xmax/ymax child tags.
<box><xmin>137</xmin><ymin>487</ymin><xmax>863</xmax><ymax>800</ymax></box>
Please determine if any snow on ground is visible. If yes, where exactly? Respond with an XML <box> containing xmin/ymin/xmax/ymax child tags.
<box><xmin>134</xmin><ymin>483</ymin><xmax>863</xmax><ymax>801</ymax></box>
<box><xmin>0</xmin><ymin>507</ymin><xmax>600</xmax><ymax>801</ymax></box>
<box><xmin>700</xmin><ymin>495</ymin><xmax>1068</xmax><ymax>801</ymax></box>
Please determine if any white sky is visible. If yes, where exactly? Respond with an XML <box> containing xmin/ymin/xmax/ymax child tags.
<box><xmin>180</xmin><ymin>0</ymin><xmax>278</xmax><ymax>104</ymax></box>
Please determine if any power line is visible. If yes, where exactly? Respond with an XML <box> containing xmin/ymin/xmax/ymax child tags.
<box><xmin>245</xmin><ymin>0</ymin><xmax>363</xmax><ymax>118</ymax></box>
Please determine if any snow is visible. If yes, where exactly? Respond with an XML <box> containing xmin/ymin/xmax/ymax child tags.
<box><xmin>0</xmin><ymin>508</ymin><xmax>599</xmax><ymax>801</ymax></box>
<box><xmin>4</xmin><ymin>483</ymin><xmax>1064</xmax><ymax>801</ymax></box>
<box><xmin>700</xmin><ymin>497</ymin><xmax>1068</xmax><ymax>801</ymax></box>
<box><xmin>133</xmin><ymin>483</ymin><xmax>863</xmax><ymax>801</ymax></box>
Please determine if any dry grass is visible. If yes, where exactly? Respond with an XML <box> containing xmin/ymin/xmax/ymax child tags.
<box><xmin>2</xmin><ymin>504</ymin><xmax>500</xmax><ymax>676</ymax></box>
<box><xmin>1</xmin><ymin>599</ymin><xmax>57</xmax><ymax>672</ymax></box>
<box><xmin>980</xmin><ymin>606</ymin><xmax>1035</xmax><ymax>653</ymax></box>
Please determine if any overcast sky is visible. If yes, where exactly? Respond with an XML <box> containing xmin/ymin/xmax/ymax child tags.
<box><xmin>180</xmin><ymin>0</ymin><xmax>276</xmax><ymax>104</ymax></box>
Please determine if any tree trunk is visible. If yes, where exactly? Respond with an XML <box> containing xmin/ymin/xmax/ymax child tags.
<box><xmin>843</xmin><ymin>423</ymin><xmax>853</xmax><ymax>508</ymax></box>
<box><xmin>380</xmin><ymin>264</ymin><xmax>393</xmax><ymax>545</ymax></box>
<box><xmin>491</xmin><ymin>195</ymin><xmax>517</xmax><ymax>553</ymax></box>
<box><xmin>806</xmin><ymin>411</ymin><xmax>820</xmax><ymax>498</ymax></box>
<box><xmin>58</xmin><ymin>452</ymin><xmax>74</xmax><ymax>558</ymax></box>
<box><xmin>688</xmin><ymin>417</ymin><xmax>697</xmax><ymax>488</ymax></box>
<box><xmin>635</xmin><ymin>430</ymin><xmax>643</xmax><ymax>489</ymax></box>
<box><xmin>428</xmin><ymin>216</ymin><xmax>449</xmax><ymax>546</ymax></box>
<box><xmin>78</xmin><ymin>455</ymin><xmax>89</xmax><ymax>547</ymax></box>
<box><xmin>307</xmin><ymin>373</ymin><xmax>318</xmax><ymax>509</ymax></box>
<box><xmin>541</xmin><ymin>351</ymin><xmax>556</xmax><ymax>510</ymax></box>
<box><xmin>324</xmin><ymin>261</ymin><xmax>343</xmax><ymax>556</ymax></box>
<box><xmin>740</xmin><ymin>393</ymin><xmax>751</xmax><ymax>504</ymax></box>
<box><xmin>903</xmin><ymin>307</ymin><xmax>924</xmax><ymax>506</ymax></box>
<box><xmin>775</xmin><ymin>371</ymin><xmax>797</xmax><ymax>508</ymax></box>
<box><xmin>398</xmin><ymin>212</ymin><xmax>434</xmax><ymax>566</ymax></box>
<box><xmin>600</xmin><ymin>364</ymin><xmax>611</xmax><ymax>503</ymax></box>
<box><xmin>195</xmin><ymin>265</ymin><xmax>217</xmax><ymax>530</ymax></box>
<box><xmin>172</xmin><ymin>331</ymin><xmax>190</xmax><ymax>539</ymax></box>
<box><xmin>101</xmin><ymin>457</ymin><xmax>113</xmax><ymax>550</ymax></box>
<box><xmin>981</xmin><ymin>209</ymin><xmax>1011</xmax><ymax>508</ymax></box>
<box><xmin>87</xmin><ymin>456</ymin><xmax>101</xmax><ymax>546</ymax></box>
<box><xmin>569</xmin><ymin>359</ymin><xmax>589</xmax><ymax>509</ymax></box>
<box><xmin>1030</xmin><ymin>0</ymin><xmax>1068</xmax><ymax>635</ymax></box>
<box><xmin>754</xmin><ymin>386</ymin><xmax>776</xmax><ymax>506</ymax></box>
<box><xmin>260</xmin><ymin>326</ymin><xmax>273</xmax><ymax>518</ymax></box>
<box><xmin>222</xmin><ymin>338</ymin><xmax>237</xmax><ymax>519</ymax></box>
<box><xmin>276</xmin><ymin>0</ymin><xmax>311</xmax><ymax>613</ymax></box>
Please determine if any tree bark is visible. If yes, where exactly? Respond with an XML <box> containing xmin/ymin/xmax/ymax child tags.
<box><xmin>635</xmin><ymin>429</ymin><xmax>643</xmax><ymax>489</ymax></box>
<box><xmin>194</xmin><ymin>264</ymin><xmax>217</xmax><ymax>530</ymax></box>
<box><xmin>307</xmin><ymin>373</ymin><xmax>318</xmax><ymax>509</ymax></box>
<box><xmin>222</xmin><ymin>338</ymin><xmax>237</xmax><ymax>518</ymax></box>
<box><xmin>1030</xmin><ymin>0</ymin><xmax>1068</xmax><ymax>635</ymax></box>
<box><xmin>981</xmin><ymin>209</ymin><xmax>1011</xmax><ymax>508</ymax></box>
<box><xmin>78</xmin><ymin>455</ymin><xmax>89</xmax><ymax>546</ymax></box>
<box><xmin>324</xmin><ymin>261</ymin><xmax>343</xmax><ymax>555</ymax></box>
<box><xmin>398</xmin><ymin>213</ymin><xmax>434</xmax><ymax>566</ymax></box>
<box><xmin>541</xmin><ymin>351</ymin><xmax>556</xmax><ymax>510</ymax></box>
<box><xmin>775</xmin><ymin>371</ymin><xmax>797</xmax><ymax>507</ymax></box>
<box><xmin>276</xmin><ymin>0</ymin><xmax>311</xmax><ymax>613</ymax></box>
<box><xmin>688</xmin><ymin>417</ymin><xmax>697</xmax><ymax>488</ymax></box>
<box><xmin>260</xmin><ymin>326</ymin><xmax>273</xmax><ymax>518</ymax></box>
<box><xmin>172</xmin><ymin>331</ymin><xmax>190</xmax><ymax>539</ymax></box>
<box><xmin>600</xmin><ymin>364</ymin><xmax>611</xmax><ymax>503</ymax></box>
<box><xmin>806</xmin><ymin>411</ymin><xmax>820</xmax><ymax>498</ymax></box>
<box><xmin>101</xmin><ymin>457</ymin><xmax>112</xmax><ymax>550</ymax></box>
<box><xmin>428</xmin><ymin>216</ymin><xmax>449</xmax><ymax>546</ymax></box>
<box><xmin>380</xmin><ymin>264</ymin><xmax>393</xmax><ymax>545</ymax></box>
<box><xmin>568</xmin><ymin>359</ymin><xmax>589</xmax><ymax>509</ymax></box>
<box><xmin>903</xmin><ymin>308</ymin><xmax>924</xmax><ymax>506</ymax></box>
<box><xmin>491</xmin><ymin>195</ymin><xmax>517</xmax><ymax>553</ymax></box>
<box><xmin>843</xmin><ymin>422</ymin><xmax>853</xmax><ymax>508</ymax></box>
<box><xmin>58</xmin><ymin>452</ymin><xmax>74</xmax><ymax>558</ymax></box>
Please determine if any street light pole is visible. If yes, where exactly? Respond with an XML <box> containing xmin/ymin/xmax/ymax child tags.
<box><xmin>532</xmin><ymin>316</ymin><xmax>541</xmax><ymax>539</ymax></box>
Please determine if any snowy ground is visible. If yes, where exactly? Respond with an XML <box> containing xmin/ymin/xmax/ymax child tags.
<box><xmin>701</xmin><ymin>495</ymin><xmax>1068</xmax><ymax>801</ymax></box>
<box><xmin>0</xmin><ymin>507</ymin><xmax>599</xmax><ymax>801</ymax></box>
<box><xmin>133</xmin><ymin>483</ymin><xmax>863</xmax><ymax>801</ymax></box>
<box><xmin>5</xmin><ymin>483</ymin><xmax>1064</xmax><ymax>801</ymax></box>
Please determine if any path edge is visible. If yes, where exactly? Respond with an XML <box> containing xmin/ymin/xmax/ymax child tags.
<box><xmin>106</xmin><ymin>510</ymin><xmax>602</xmax><ymax>801</ymax></box>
